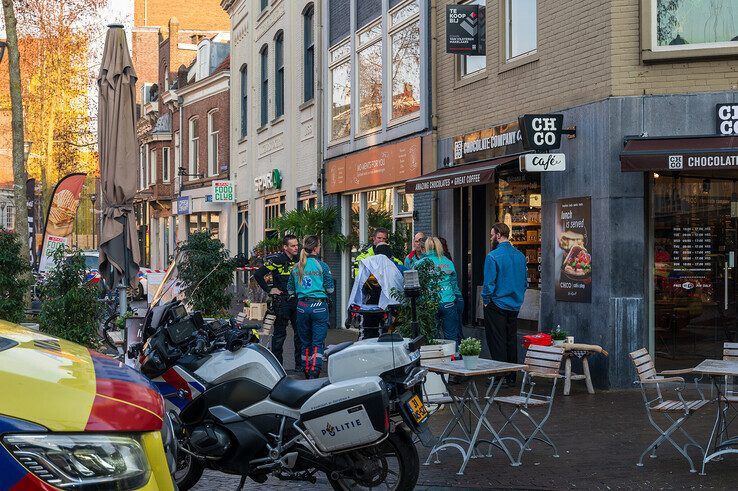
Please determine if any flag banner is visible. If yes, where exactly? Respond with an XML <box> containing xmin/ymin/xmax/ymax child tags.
<box><xmin>38</xmin><ymin>173</ymin><xmax>87</xmax><ymax>272</ymax></box>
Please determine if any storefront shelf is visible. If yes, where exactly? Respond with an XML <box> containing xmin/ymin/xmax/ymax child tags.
<box><xmin>511</xmin><ymin>222</ymin><xmax>541</xmax><ymax>226</ymax></box>
<box><xmin>497</xmin><ymin>203</ymin><xmax>534</xmax><ymax>207</ymax></box>
<box><xmin>512</xmin><ymin>241</ymin><xmax>541</xmax><ymax>245</ymax></box>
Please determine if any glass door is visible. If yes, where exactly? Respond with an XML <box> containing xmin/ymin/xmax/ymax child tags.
<box><xmin>652</xmin><ymin>174</ymin><xmax>738</xmax><ymax>368</ymax></box>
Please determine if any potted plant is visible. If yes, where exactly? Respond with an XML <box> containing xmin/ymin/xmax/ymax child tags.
<box><xmin>459</xmin><ymin>337</ymin><xmax>482</xmax><ymax>369</ymax></box>
<box><xmin>551</xmin><ymin>326</ymin><xmax>568</xmax><ymax>346</ymax></box>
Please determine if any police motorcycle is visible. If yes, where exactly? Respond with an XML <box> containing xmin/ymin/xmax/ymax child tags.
<box><xmin>128</xmin><ymin>256</ymin><xmax>432</xmax><ymax>490</ymax></box>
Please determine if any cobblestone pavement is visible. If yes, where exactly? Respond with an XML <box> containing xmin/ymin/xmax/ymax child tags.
<box><xmin>187</xmin><ymin>328</ymin><xmax>738</xmax><ymax>489</ymax></box>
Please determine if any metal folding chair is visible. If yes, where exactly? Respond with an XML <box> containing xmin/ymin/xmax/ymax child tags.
<box><xmin>629</xmin><ymin>348</ymin><xmax>708</xmax><ymax>473</ymax></box>
<box><xmin>493</xmin><ymin>344</ymin><xmax>564</xmax><ymax>463</ymax></box>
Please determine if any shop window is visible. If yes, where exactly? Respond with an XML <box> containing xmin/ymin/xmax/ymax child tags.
<box><xmin>162</xmin><ymin>147</ymin><xmax>170</xmax><ymax>183</ymax></box>
<box><xmin>188</xmin><ymin>212</ymin><xmax>220</xmax><ymax>238</ymax></box>
<box><xmin>237</xmin><ymin>207</ymin><xmax>249</xmax><ymax>256</ymax></box>
<box><xmin>208</xmin><ymin>109</ymin><xmax>219</xmax><ymax>176</ymax></box>
<box><xmin>264</xmin><ymin>193</ymin><xmax>286</xmax><ymax>238</ymax></box>
<box><xmin>357</xmin><ymin>22</ymin><xmax>383</xmax><ymax>133</ymax></box>
<box><xmin>366</xmin><ymin>188</ymin><xmax>394</xmax><ymax>237</ymax></box>
<box><xmin>189</xmin><ymin>117</ymin><xmax>199</xmax><ymax>178</ymax></box>
<box><xmin>505</xmin><ymin>0</ymin><xmax>537</xmax><ymax>60</ymax></box>
<box><xmin>460</xmin><ymin>0</ymin><xmax>486</xmax><ymax>76</ymax></box>
<box><xmin>240</xmin><ymin>65</ymin><xmax>248</xmax><ymax>137</ymax></box>
<box><xmin>297</xmin><ymin>188</ymin><xmax>317</xmax><ymax>210</ymax></box>
<box><xmin>303</xmin><ymin>4</ymin><xmax>315</xmax><ymax>102</ymax></box>
<box><xmin>275</xmin><ymin>31</ymin><xmax>285</xmax><ymax>118</ymax></box>
<box><xmin>390</xmin><ymin>0</ymin><xmax>421</xmax><ymax>121</ymax></box>
<box><xmin>330</xmin><ymin>41</ymin><xmax>351</xmax><ymax>140</ymax></box>
<box><xmin>260</xmin><ymin>45</ymin><xmax>269</xmax><ymax>128</ymax></box>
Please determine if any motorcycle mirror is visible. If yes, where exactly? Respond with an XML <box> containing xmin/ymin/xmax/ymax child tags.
<box><xmin>407</xmin><ymin>335</ymin><xmax>426</xmax><ymax>352</ymax></box>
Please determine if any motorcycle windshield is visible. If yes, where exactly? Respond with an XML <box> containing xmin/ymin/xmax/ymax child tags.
<box><xmin>150</xmin><ymin>256</ymin><xmax>179</xmax><ymax>308</ymax></box>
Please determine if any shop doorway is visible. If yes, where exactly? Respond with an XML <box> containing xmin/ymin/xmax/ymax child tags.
<box><xmin>651</xmin><ymin>173</ymin><xmax>738</xmax><ymax>368</ymax></box>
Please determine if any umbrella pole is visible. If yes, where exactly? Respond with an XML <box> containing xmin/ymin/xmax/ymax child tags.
<box><xmin>119</xmin><ymin>213</ymin><xmax>128</xmax><ymax>317</ymax></box>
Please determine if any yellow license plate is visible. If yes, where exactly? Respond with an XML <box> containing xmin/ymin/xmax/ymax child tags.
<box><xmin>407</xmin><ymin>395</ymin><xmax>429</xmax><ymax>423</ymax></box>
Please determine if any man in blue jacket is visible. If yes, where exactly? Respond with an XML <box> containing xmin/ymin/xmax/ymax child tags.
<box><xmin>482</xmin><ymin>223</ymin><xmax>527</xmax><ymax>385</ymax></box>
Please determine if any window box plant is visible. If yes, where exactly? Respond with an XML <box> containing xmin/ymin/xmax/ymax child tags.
<box><xmin>459</xmin><ymin>337</ymin><xmax>482</xmax><ymax>370</ymax></box>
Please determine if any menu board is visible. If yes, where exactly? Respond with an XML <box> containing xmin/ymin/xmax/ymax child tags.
<box><xmin>555</xmin><ymin>197</ymin><xmax>592</xmax><ymax>303</ymax></box>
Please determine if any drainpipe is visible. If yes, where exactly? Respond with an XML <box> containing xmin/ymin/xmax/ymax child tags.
<box><xmin>430</xmin><ymin>0</ymin><xmax>439</xmax><ymax>235</ymax></box>
<box><xmin>316</xmin><ymin>0</ymin><xmax>324</xmax><ymax>206</ymax></box>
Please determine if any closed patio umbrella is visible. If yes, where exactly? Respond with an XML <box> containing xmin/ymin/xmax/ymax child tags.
<box><xmin>97</xmin><ymin>25</ymin><xmax>140</xmax><ymax>312</ymax></box>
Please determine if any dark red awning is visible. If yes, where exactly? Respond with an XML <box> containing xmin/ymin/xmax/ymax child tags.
<box><xmin>405</xmin><ymin>154</ymin><xmax>522</xmax><ymax>193</ymax></box>
<box><xmin>620</xmin><ymin>135</ymin><xmax>738</xmax><ymax>172</ymax></box>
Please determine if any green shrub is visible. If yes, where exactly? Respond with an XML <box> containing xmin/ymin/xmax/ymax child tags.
<box><xmin>254</xmin><ymin>207</ymin><xmax>347</xmax><ymax>257</ymax></box>
<box><xmin>391</xmin><ymin>260</ymin><xmax>443</xmax><ymax>343</ymax></box>
<box><xmin>177</xmin><ymin>230</ymin><xmax>236</xmax><ymax>317</ymax></box>
<box><xmin>39</xmin><ymin>247</ymin><xmax>103</xmax><ymax>347</ymax></box>
<box><xmin>0</xmin><ymin>230</ymin><xmax>31</xmax><ymax>324</ymax></box>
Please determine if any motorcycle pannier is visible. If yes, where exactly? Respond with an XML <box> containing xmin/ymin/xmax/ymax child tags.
<box><xmin>300</xmin><ymin>377</ymin><xmax>388</xmax><ymax>453</ymax></box>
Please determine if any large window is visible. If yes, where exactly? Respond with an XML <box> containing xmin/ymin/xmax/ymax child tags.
<box><xmin>189</xmin><ymin>117</ymin><xmax>199</xmax><ymax>178</ymax></box>
<box><xmin>654</xmin><ymin>0</ymin><xmax>738</xmax><ymax>49</ymax></box>
<box><xmin>389</xmin><ymin>0</ymin><xmax>420</xmax><ymax>120</ymax></box>
<box><xmin>357</xmin><ymin>22</ymin><xmax>383</xmax><ymax>133</ymax></box>
<box><xmin>174</xmin><ymin>131</ymin><xmax>180</xmax><ymax>175</ymax></box>
<box><xmin>260</xmin><ymin>45</ymin><xmax>269</xmax><ymax>127</ymax></box>
<box><xmin>264</xmin><ymin>193</ymin><xmax>286</xmax><ymax>239</ymax></box>
<box><xmin>149</xmin><ymin>148</ymin><xmax>157</xmax><ymax>185</ymax></box>
<box><xmin>275</xmin><ymin>31</ymin><xmax>285</xmax><ymax>118</ymax></box>
<box><xmin>240</xmin><ymin>65</ymin><xmax>248</xmax><ymax>137</ymax></box>
<box><xmin>461</xmin><ymin>0</ymin><xmax>486</xmax><ymax>76</ymax></box>
<box><xmin>303</xmin><ymin>4</ymin><xmax>315</xmax><ymax>102</ymax></box>
<box><xmin>162</xmin><ymin>147</ymin><xmax>170</xmax><ymax>182</ymax></box>
<box><xmin>330</xmin><ymin>42</ymin><xmax>351</xmax><ymax>140</ymax></box>
<box><xmin>208</xmin><ymin>109</ymin><xmax>219</xmax><ymax>176</ymax></box>
<box><xmin>505</xmin><ymin>0</ymin><xmax>537</xmax><ymax>60</ymax></box>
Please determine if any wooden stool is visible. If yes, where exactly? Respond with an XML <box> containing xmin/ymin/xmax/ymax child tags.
<box><xmin>561</xmin><ymin>343</ymin><xmax>609</xmax><ymax>396</ymax></box>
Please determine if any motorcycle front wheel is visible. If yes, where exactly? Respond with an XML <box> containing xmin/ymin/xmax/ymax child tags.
<box><xmin>328</xmin><ymin>427</ymin><xmax>419</xmax><ymax>491</ymax></box>
<box><xmin>173</xmin><ymin>450</ymin><xmax>205</xmax><ymax>491</ymax></box>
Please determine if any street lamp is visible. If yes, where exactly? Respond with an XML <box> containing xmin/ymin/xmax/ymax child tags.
<box><xmin>0</xmin><ymin>40</ymin><xmax>6</xmax><ymax>64</ymax></box>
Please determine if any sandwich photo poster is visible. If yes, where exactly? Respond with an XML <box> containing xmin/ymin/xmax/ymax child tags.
<box><xmin>555</xmin><ymin>197</ymin><xmax>592</xmax><ymax>303</ymax></box>
<box><xmin>38</xmin><ymin>173</ymin><xmax>87</xmax><ymax>273</ymax></box>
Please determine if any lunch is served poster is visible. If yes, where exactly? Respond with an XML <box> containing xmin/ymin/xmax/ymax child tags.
<box><xmin>555</xmin><ymin>197</ymin><xmax>592</xmax><ymax>303</ymax></box>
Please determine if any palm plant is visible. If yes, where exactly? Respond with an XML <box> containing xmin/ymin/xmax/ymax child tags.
<box><xmin>253</xmin><ymin>206</ymin><xmax>347</xmax><ymax>256</ymax></box>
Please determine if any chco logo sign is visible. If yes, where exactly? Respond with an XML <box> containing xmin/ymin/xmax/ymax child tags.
<box><xmin>519</xmin><ymin>114</ymin><xmax>567</xmax><ymax>151</ymax></box>
<box><xmin>212</xmin><ymin>180</ymin><xmax>235</xmax><ymax>202</ymax></box>
<box><xmin>445</xmin><ymin>4</ymin><xmax>486</xmax><ymax>55</ymax></box>
<box><xmin>668</xmin><ymin>155</ymin><xmax>683</xmax><ymax>170</ymax></box>
<box><xmin>716</xmin><ymin>104</ymin><xmax>738</xmax><ymax>135</ymax></box>
<box><xmin>254</xmin><ymin>169</ymin><xmax>282</xmax><ymax>192</ymax></box>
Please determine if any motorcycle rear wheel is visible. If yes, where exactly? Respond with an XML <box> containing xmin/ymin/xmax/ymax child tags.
<box><xmin>328</xmin><ymin>428</ymin><xmax>419</xmax><ymax>491</ymax></box>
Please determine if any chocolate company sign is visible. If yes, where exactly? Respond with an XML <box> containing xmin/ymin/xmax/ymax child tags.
<box><xmin>452</xmin><ymin>122</ymin><xmax>523</xmax><ymax>165</ymax></box>
<box><xmin>445</xmin><ymin>4</ymin><xmax>486</xmax><ymax>55</ymax></box>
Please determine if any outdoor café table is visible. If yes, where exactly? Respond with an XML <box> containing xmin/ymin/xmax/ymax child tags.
<box><xmin>561</xmin><ymin>343</ymin><xmax>609</xmax><ymax>395</ymax></box>
<box><xmin>421</xmin><ymin>358</ymin><xmax>527</xmax><ymax>475</ymax></box>
<box><xmin>692</xmin><ymin>359</ymin><xmax>738</xmax><ymax>475</ymax></box>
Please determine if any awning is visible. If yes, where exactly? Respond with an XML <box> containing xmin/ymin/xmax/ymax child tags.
<box><xmin>405</xmin><ymin>154</ymin><xmax>522</xmax><ymax>193</ymax></box>
<box><xmin>620</xmin><ymin>135</ymin><xmax>738</xmax><ymax>172</ymax></box>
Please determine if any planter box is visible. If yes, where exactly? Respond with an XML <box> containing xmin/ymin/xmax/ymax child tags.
<box><xmin>249</xmin><ymin>303</ymin><xmax>268</xmax><ymax>320</ymax></box>
<box><xmin>421</xmin><ymin>339</ymin><xmax>456</xmax><ymax>402</ymax></box>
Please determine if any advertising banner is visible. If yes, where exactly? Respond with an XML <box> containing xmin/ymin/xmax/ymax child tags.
<box><xmin>555</xmin><ymin>197</ymin><xmax>592</xmax><ymax>303</ymax></box>
<box><xmin>445</xmin><ymin>4</ymin><xmax>486</xmax><ymax>55</ymax></box>
<box><xmin>38</xmin><ymin>173</ymin><xmax>87</xmax><ymax>273</ymax></box>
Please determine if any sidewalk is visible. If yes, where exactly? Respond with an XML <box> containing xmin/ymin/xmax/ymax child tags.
<box><xmin>194</xmin><ymin>328</ymin><xmax>738</xmax><ymax>489</ymax></box>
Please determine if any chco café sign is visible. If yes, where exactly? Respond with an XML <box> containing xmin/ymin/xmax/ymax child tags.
<box><xmin>445</xmin><ymin>4</ymin><xmax>485</xmax><ymax>55</ymax></box>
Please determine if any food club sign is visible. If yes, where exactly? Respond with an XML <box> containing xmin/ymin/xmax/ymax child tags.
<box><xmin>212</xmin><ymin>180</ymin><xmax>235</xmax><ymax>202</ymax></box>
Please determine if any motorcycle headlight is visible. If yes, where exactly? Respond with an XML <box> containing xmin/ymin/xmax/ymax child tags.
<box><xmin>2</xmin><ymin>433</ymin><xmax>150</xmax><ymax>489</ymax></box>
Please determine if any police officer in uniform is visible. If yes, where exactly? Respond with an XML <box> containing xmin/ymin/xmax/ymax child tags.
<box><xmin>254</xmin><ymin>234</ymin><xmax>301</xmax><ymax>369</ymax></box>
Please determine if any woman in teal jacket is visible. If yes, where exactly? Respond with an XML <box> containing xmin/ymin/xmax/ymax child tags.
<box><xmin>287</xmin><ymin>235</ymin><xmax>335</xmax><ymax>379</ymax></box>
<box><xmin>416</xmin><ymin>237</ymin><xmax>462</xmax><ymax>346</ymax></box>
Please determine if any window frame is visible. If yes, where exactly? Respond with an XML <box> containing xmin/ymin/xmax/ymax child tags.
<box><xmin>356</xmin><ymin>19</ymin><xmax>383</xmax><ymax>135</ymax></box>
<box><xmin>207</xmin><ymin>109</ymin><xmax>219</xmax><ymax>177</ymax></box>
<box><xmin>240</xmin><ymin>65</ymin><xmax>248</xmax><ymax>138</ymax></box>
<box><xmin>264</xmin><ymin>192</ymin><xmax>287</xmax><ymax>238</ymax></box>
<box><xmin>260</xmin><ymin>0</ymin><xmax>268</xmax><ymax>12</ymax></box>
<box><xmin>139</xmin><ymin>145</ymin><xmax>146</xmax><ymax>190</ymax></box>
<box><xmin>497</xmin><ymin>0</ymin><xmax>539</xmax><ymax>72</ymax></box>
<box><xmin>149</xmin><ymin>147</ymin><xmax>157</xmax><ymax>185</ymax></box>
<box><xmin>328</xmin><ymin>39</ymin><xmax>352</xmax><ymax>142</ymax></box>
<box><xmin>388</xmin><ymin>0</ymin><xmax>421</xmax><ymax>124</ymax></box>
<box><xmin>274</xmin><ymin>31</ymin><xmax>285</xmax><ymax>118</ymax></box>
<box><xmin>303</xmin><ymin>4</ymin><xmax>315</xmax><ymax>103</ymax></box>
<box><xmin>456</xmin><ymin>0</ymin><xmax>487</xmax><ymax>78</ymax></box>
<box><xmin>260</xmin><ymin>45</ymin><xmax>269</xmax><ymax>128</ymax></box>
<box><xmin>162</xmin><ymin>147</ymin><xmax>170</xmax><ymax>183</ymax></box>
<box><xmin>504</xmin><ymin>0</ymin><xmax>537</xmax><ymax>61</ymax></box>
<box><xmin>188</xmin><ymin>117</ymin><xmax>200</xmax><ymax>179</ymax></box>
<box><xmin>641</xmin><ymin>0</ymin><xmax>738</xmax><ymax>62</ymax></box>
<box><xmin>174</xmin><ymin>131</ymin><xmax>180</xmax><ymax>176</ymax></box>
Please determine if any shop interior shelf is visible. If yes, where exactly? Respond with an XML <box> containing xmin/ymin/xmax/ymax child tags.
<box><xmin>511</xmin><ymin>222</ymin><xmax>541</xmax><ymax>226</ymax></box>
<box><xmin>498</xmin><ymin>203</ymin><xmax>537</xmax><ymax>207</ymax></box>
<box><xmin>511</xmin><ymin>241</ymin><xmax>541</xmax><ymax>245</ymax></box>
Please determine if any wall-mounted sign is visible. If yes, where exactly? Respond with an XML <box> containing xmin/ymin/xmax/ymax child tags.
<box><xmin>254</xmin><ymin>169</ymin><xmax>282</xmax><ymax>192</ymax></box>
<box><xmin>326</xmin><ymin>137</ymin><xmax>422</xmax><ymax>194</ymax></box>
<box><xmin>717</xmin><ymin>104</ymin><xmax>738</xmax><ymax>135</ymax></box>
<box><xmin>176</xmin><ymin>196</ymin><xmax>190</xmax><ymax>215</ymax></box>
<box><xmin>212</xmin><ymin>180</ymin><xmax>235</xmax><ymax>202</ymax></box>
<box><xmin>555</xmin><ymin>197</ymin><xmax>592</xmax><ymax>303</ymax></box>
<box><xmin>519</xmin><ymin>114</ymin><xmax>566</xmax><ymax>151</ymax></box>
<box><xmin>452</xmin><ymin>122</ymin><xmax>523</xmax><ymax>165</ymax></box>
<box><xmin>446</xmin><ymin>4</ymin><xmax>486</xmax><ymax>55</ymax></box>
<box><xmin>519</xmin><ymin>153</ymin><xmax>567</xmax><ymax>172</ymax></box>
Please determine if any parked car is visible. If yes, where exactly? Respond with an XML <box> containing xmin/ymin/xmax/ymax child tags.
<box><xmin>0</xmin><ymin>321</ymin><xmax>175</xmax><ymax>490</ymax></box>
